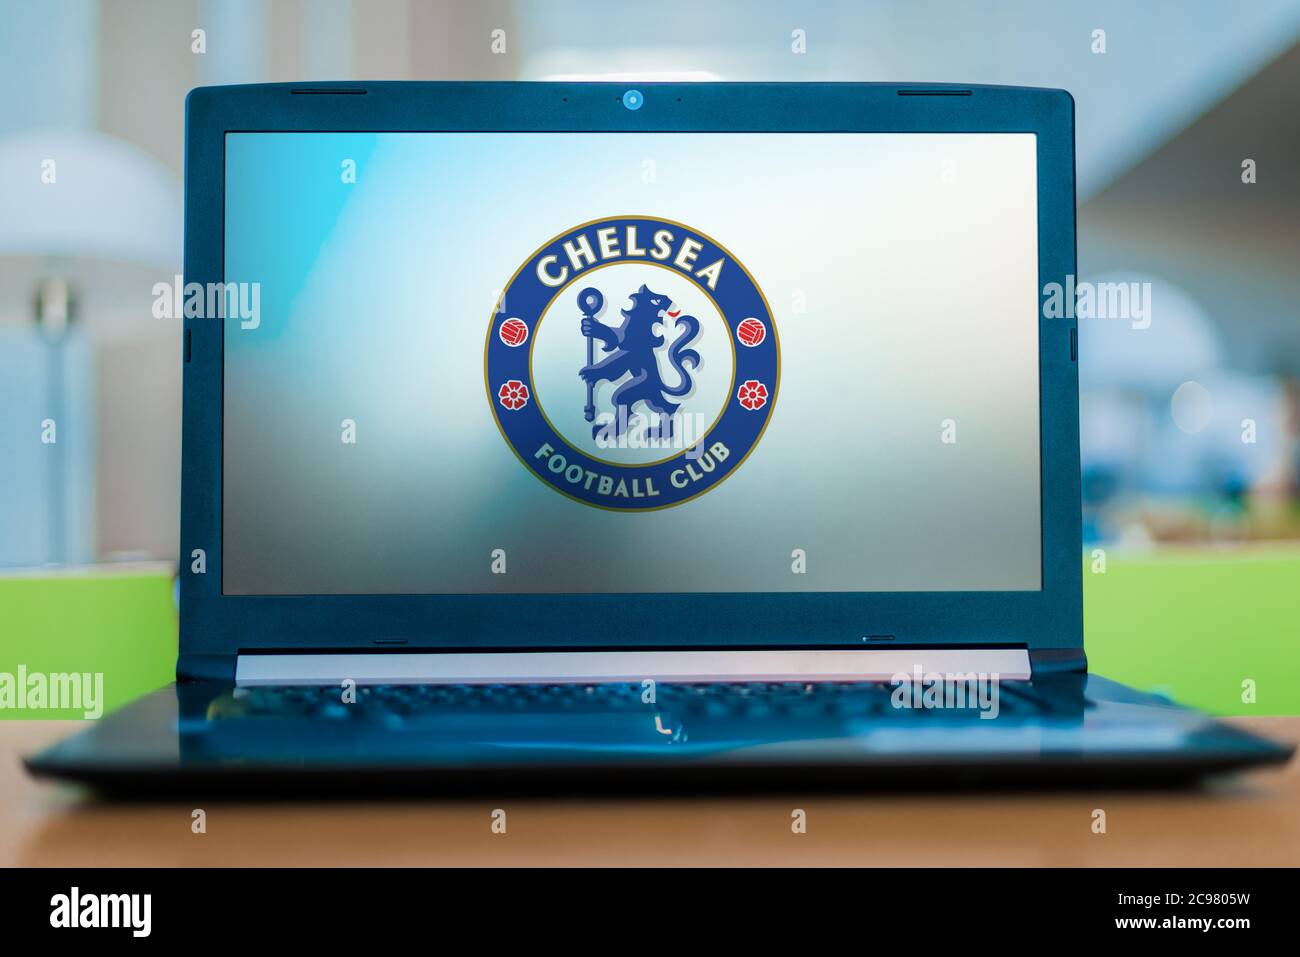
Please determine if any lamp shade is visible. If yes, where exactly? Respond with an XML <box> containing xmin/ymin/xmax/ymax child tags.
<box><xmin>0</xmin><ymin>129</ymin><xmax>181</xmax><ymax>271</ymax></box>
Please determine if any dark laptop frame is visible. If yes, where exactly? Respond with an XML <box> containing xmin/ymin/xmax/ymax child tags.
<box><xmin>179</xmin><ymin>81</ymin><xmax>1080</xmax><ymax>681</ymax></box>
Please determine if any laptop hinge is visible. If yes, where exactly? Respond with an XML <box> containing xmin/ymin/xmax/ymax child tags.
<box><xmin>234</xmin><ymin>648</ymin><xmax>1032</xmax><ymax>686</ymax></box>
<box><xmin>1029</xmin><ymin>647</ymin><xmax>1088</xmax><ymax>675</ymax></box>
<box><xmin>177</xmin><ymin>653</ymin><xmax>238</xmax><ymax>683</ymax></box>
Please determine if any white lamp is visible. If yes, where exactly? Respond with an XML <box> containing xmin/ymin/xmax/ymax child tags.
<box><xmin>0</xmin><ymin>130</ymin><xmax>182</xmax><ymax>566</ymax></box>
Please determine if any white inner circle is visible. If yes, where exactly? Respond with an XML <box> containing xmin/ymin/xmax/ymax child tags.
<box><xmin>530</xmin><ymin>263</ymin><xmax>734</xmax><ymax>466</ymax></box>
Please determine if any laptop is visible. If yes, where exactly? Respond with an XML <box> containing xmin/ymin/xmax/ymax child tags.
<box><xmin>27</xmin><ymin>82</ymin><xmax>1291</xmax><ymax>793</ymax></box>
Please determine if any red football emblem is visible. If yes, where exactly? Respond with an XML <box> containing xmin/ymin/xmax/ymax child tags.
<box><xmin>737</xmin><ymin>379</ymin><xmax>768</xmax><ymax>411</ymax></box>
<box><xmin>498</xmin><ymin>379</ymin><xmax>529</xmax><ymax>410</ymax></box>
<box><xmin>499</xmin><ymin>317</ymin><xmax>529</xmax><ymax>347</ymax></box>
<box><xmin>736</xmin><ymin>317</ymin><xmax>766</xmax><ymax>347</ymax></box>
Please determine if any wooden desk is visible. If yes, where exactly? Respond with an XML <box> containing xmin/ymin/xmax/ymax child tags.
<box><xmin>3</xmin><ymin>718</ymin><xmax>1296</xmax><ymax>867</ymax></box>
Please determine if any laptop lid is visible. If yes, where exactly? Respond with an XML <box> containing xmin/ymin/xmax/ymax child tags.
<box><xmin>179</xmin><ymin>82</ymin><xmax>1081</xmax><ymax>681</ymax></box>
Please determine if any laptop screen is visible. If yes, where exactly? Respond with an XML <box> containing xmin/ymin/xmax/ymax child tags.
<box><xmin>222</xmin><ymin>132</ymin><xmax>1041</xmax><ymax>595</ymax></box>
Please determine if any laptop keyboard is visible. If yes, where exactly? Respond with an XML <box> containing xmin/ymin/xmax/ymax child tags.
<box><xmin>218</xmin><ymin>680</ymin><xmax>1079</xmax><ymax>722</ymax></box>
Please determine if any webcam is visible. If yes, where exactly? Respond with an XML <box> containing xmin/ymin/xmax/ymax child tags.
<box><xmin>621</xmin><ymin>89</ymin><xmax>644</xmax><ymax>111</ymax></box>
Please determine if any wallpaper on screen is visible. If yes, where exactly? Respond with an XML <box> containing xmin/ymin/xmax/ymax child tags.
<box><xmin>223</xmin><ymin>132</ymin><xmax>1041</xmax><ymax>594</ymax></box>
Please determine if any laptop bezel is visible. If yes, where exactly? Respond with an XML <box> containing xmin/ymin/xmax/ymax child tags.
<box><xmin>179</xmin><ymin>81</ymin><xmax>1081</xmax><ymax>680</ymax></box>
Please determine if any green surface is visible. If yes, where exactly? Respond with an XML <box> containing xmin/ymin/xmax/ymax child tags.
<box><xmin>0</xmin><ymin>570</ymin><xmax>176</xmax><ymax>719</ymax></box>
<box><xmin>1084</xmin><ymin>549</ymin><xmax>1300</xmax><ymax>716</ymax></box>
<box><xmin>0</xmin><ymin>550</ymin><xmax>1296</xmax><ymax>720</ymax></box>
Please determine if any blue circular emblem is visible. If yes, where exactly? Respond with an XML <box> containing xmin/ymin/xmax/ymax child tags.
<box><xmin>486</xmin><ymin>216</ymin><xmax>779</xmax><ymax>511</ymax></box>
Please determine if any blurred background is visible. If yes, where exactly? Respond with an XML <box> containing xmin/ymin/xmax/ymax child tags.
<box><xmin>1</xmin><ymin>0</ymin><xmax>1297</xmax><ymax>714</ymax></box>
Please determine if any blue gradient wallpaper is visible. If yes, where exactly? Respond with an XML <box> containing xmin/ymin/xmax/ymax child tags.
<box><xmin>223</xmin><ymin>132</ymin><xmax>1041</xmax><ymax>594</ymax></box>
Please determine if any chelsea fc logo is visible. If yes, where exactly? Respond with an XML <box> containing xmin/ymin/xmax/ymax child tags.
<box><xmin>485</xmin><ymin>216</ymin><xmax>779</xmax><ymax>511</ymax></box>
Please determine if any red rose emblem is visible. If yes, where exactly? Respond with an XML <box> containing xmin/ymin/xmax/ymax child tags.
<box><xmin>736</xmin><ymin>379</ymin><xmax>768</xmax><ymax>411</ymax></box>
<box><xmin>498</xmin><ymin>379</ymin><xmax>530</xmax><ymax>411</ymax></box>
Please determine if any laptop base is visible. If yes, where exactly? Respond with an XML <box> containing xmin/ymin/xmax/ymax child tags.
<box><xmin>26</xmin><ymin>675</ymin><xmax>1292</xmax><ymax>798</ymax></box>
